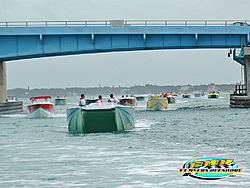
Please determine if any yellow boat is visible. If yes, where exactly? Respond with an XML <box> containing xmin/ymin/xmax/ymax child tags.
<box><xmin>147</xmin><ymin>95</ymin><xmax>168</xmax><ymax>110</ymax></box>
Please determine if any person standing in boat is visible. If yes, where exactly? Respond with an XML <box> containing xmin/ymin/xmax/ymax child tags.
<box><xmin>79</xmin><ymin>94</ymin><xmax>86</xmax><ymax>107</ymax></box>
<box><xmin>108</xmin><ymin>93</ymin><xmax>120</xmax><ymax>104</ymax></box>
<box><xmin>96</xmin><ymin>95</ymin><xmax>103</xmax><ymax>106</ymax></box>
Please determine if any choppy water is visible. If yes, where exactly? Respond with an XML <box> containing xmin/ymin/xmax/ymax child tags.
<box><xmin>1</xmin><ymin>93</ymin><xmax>250</xmax><ymax>187</ymax></box>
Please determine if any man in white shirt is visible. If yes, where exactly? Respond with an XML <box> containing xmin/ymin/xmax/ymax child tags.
<box><xmin>96</xmin><ymin>95</ymin><xmax>103</xmax><ymax>106</ymax></box>
<box><xmin>108</xmin><ymin>93</ymin><xmax>120</xmax><ymax>105</ymax></box>
<box><xmin>79</xmin><ymin>94</ymin><xmax>86</xmax><ymax>107</ymax></box>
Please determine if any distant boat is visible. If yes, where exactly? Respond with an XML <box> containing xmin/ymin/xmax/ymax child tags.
<box><xmin>133</xmin><ymin>95</ymin><xmax>146</xmax><ymax>101</ymax></box>
<box><xmin>172</xmin><ymin>92</ymin><xmax>180</xmax><ymax>97</ymax></box>
<box><xmin>167</xmin><ymin>95</ymin><xmax>176</xmax><ymax>103</ymax></box>
<box><xmin>194</xmin><ymin>92</ymin><xmax>202</xmax><ymax>97</ymax></box>
<box><xmin>27</xmin><ymin>96</ymin><xmax>54</xmax><ymax>118</ymax></box>
<box><xmin>194</xmin><ymin>92</ymin><xmax>205</xmax><ymax>97</ymax></box>
<box><xmin>182</xmin><ymin>92</ymin><xmax>191</xmax><ymax>98</ymax></box>
<box><xmin>118</xmin><ymin>97</ymin><xmax>137</xmax><ymax>106</ymax></box>
<box><xmin>147</xmin><ymin>95</ymin><xmax>168</xmax><ymax>110</ymax></box>
<box><xmin>208</xmin><ymin>92</ymin><xmax>219</xmax><ymax>99</ymax></box>
<box><xmin>66</xmin><ymin>104</ymin><xmax>135</xmax><ymax>133</ymax></box>
<box><xmin>55</xmin><ymin>96</ymin><xmax>67</xmax><ymax>105</ymax></box>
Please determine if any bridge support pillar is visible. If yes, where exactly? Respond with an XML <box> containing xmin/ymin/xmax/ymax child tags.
<box><xmin>244</xmin><ymin>47</ymin><xmax>250</xmax><ymax>96</ymax></box>
<box><xmin>230</xmin><ymin>47</ymin><xmax>250</xmax><ymax>108</ymax></box>
<box><xmin>0</xmin><ymin>61</ymin><xmax>23</xmax><ymax>114</ymax></box>
<box><xmin>0</xmin><ymin>61</ymin><xmax>7</xmax><ymax>103</ymax></box>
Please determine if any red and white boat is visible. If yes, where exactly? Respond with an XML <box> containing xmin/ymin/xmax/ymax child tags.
<box><xmin>27</xmin><ymin>96</ymin><xmax>54</xmax><ymax>118</ymax></box>
<box><xmin>118</xmin><ymin>97</ymin><xmax>137</xmax><ymax>107</ymax></box>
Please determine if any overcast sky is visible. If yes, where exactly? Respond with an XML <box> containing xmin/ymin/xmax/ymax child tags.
<box><xmin>1</xmin><ymin>0</ymin><xmax>249</xmax><ymax>89</ymax></box>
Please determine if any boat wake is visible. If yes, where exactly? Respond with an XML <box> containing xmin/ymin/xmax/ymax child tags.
<box><xmin>0</xmin><ymin>114</ymin><xmax>28</xmax><ymax>118</ymax></box>
<box><xmin>134</xmin><ymin>119</ymin><xmax>154</xmax><ymax>130</ymax></box>
<box><xmin>54</xmin><ymin>113</ymin><xmax>66</xmax><ymax>118</ymax></box>
<box><xmin>174</xmin><ymin>104</ymin><xmax>230</xmax><ymax>111</ymax></box>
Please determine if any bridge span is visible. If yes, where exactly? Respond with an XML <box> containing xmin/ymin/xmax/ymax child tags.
<box><xmin>0</xmin><ymin>20</ymin><xmax>249</xmax><ymax>61</ymax></box>
<box><xmin>0</xmin><ymin>20</ymin><xmax>250</xmax><ymax>109</ymax></box>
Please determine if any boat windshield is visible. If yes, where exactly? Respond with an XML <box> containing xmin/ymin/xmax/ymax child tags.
<box><xmin>86</xmin><ymin>102</ymin><xmax>116</xmax><ymax>108</ymax></box>
<box><xmin>30</xmin><ymin>98</ymin><xmax>52</xmax><ymax>104</ymax></box>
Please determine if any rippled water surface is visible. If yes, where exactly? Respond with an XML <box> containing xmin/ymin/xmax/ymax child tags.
<box><xmin>1</xmin><ymin>93</ymin><xmax>250</xmax><ymax>187</ymax></box>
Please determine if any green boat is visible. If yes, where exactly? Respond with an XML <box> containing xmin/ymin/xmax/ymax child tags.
<box><xmin>66</xmin><ymin>104</ymin><xmax>135</xmax><ymax>133</ymax></box>
<box><xmin>167</xmin><ymin>96</ymin><xmax>176</xmax><ymax>103</ymax></box>
<box><xmin>182</xmin><ymin>92</ymin><xmax>191</xmax><ymax>98</ymax></box>
<box><xmin>208</xmin><ymin>92</ymin><xmax>219</xmax><ymax>99</ymax></box>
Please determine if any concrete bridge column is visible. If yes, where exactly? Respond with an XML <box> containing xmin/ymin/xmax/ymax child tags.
<box><xmin>0</xmin><ymin>61</ymin><xmax>7</xmax><ymax>103</ymax></box>
<box><xmin>244</xmin><ymin>47</ymin><xmax>250</xmax><ymax>96</ymax></box>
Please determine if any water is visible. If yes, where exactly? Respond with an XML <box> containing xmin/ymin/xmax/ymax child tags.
<box><xmin>1</xmin><ymin>93</ymin><xmax>250</xmax><ymax>187</ymax></box>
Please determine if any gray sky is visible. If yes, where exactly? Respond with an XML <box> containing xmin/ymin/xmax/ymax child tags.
<box><xmin>1</xmin><ymin>0</ymin><xmax>249</xmax><ymax>89</ymax></box>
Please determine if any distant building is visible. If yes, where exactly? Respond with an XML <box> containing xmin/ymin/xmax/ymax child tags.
<box><xmin>180</xmin><ymin>86</ymin><xmax>190</xmax><ymax>93</ymax></box>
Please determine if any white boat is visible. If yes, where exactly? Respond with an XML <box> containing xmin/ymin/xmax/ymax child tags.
<box><xmin>147</xmin><ymin>95</ymin><xmax>168</xmax><ymax>110</ymax></box>
<box><xmin>55</xmin><ymin>97</ymin><xmax>67</xmax><ymax>105</ymax></box>
<box><xmin>182</xmin><ymin>92</ymin><xmax>191</xmax><ymax>98</ymax></box>
<box><xmin>66</xmin><ymin>103</ymin><xmax>135</xmax><ymax>133</ymax></box>
<box><xmin>194</xmin><ymin>92</ymin><xmax>202</xmax><ymax>97</ymax></box>
<box><xmin>118</xmin><ymin>97</ymin><xmax>137</xmax><ymax>106</ymax></box>
<box><xmin>208</xmin><ymin>92</ymin><xmax>219</xmax><ymax>99</ymax></box>
<box><xmin>27</xmin><ymin>96</ymin><xmax>54</xmax><ymax>118</ymax></box>
<box><xmin>133</xmin><ymin>95</ymin><xmax>146</xmax><ymax>101</ymax></box>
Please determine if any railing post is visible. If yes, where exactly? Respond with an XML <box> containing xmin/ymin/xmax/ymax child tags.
<box><xmin>65</xmin><ymin>21</ymin><xmax>67</xmax><ymax>28</ymax></box>
<box><xmin>85</xmin><ymin>21</ymin><xmax>87</xmax><ymax>28</ymax></box>
<box><xmin>225</xmin><ymin>21</ymin><xmax>227</xmax><ymax>27</ymax></box>
<box><xmin>185</xmin><ymin>21</ymin><xmax>187</xmax><ymax>27</ymax></box>
<box><xmin>145</xmin><ymin>21</ymin><xmax>147</xmax><ymax>27</ymax></box>
<box><xmin>125</xmin><ymin>21</ymin><xmax>127</xmax><ymax>27</ymax></box>
<box><xmin>205</xmin><ymin>21</ymin><xmax>207</xmax><ymax>27</ymax></box>
<box><xmin>26</xmin><ymin>22</ymin><xmax>28</xmax><ymax>28</ymax></box>
<box><xmin>105</xmin><ymin>21</ymin><xmax>107</xmax><ymax>28</ymax></box>
<box><xmin>165</xmin><ymin>21</ymin><xmax>167</xmax><ymax>27</ymax></box>
<box><xmin>45</xmin><ymin>22</ymin><xmax>47</xmax><ymax>28</ymax></box>
<box><xmin>6</xmin><ymin>22</ymin><xmax>8</xmax><ymax>29</ymax></box>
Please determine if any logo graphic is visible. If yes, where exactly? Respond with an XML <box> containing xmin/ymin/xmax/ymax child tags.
<box><xmin>179</xmin><ymin>156</ymin><xmax>242</xmax><ymax>180</ymax></box>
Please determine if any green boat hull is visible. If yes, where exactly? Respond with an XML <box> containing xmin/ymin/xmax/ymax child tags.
<box><xmin>66</xmin><ymin>105</ymin><xmax>135</xmax><ymax>133</ymax></box>
<box><xmin>167</xmin><ymin>96</ymin><xmax>176</xmax><ymax>103</ymax></box>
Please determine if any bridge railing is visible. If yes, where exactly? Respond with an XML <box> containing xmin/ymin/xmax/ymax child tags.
<box><xmin>0</xmin><ymin>20</ymin><xmax>249</xmax><ymax>28</ymax></box>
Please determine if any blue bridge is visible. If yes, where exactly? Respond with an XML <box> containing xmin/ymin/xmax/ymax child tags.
<box><xmin>0</xmin><ymin>20</ymin><xmax>250</xmax><ymax>106</ymax></box>
<box><xmin>0</xmin><ymin>20</ymin><xmax>249</xmax><ymax>61</ymax></box>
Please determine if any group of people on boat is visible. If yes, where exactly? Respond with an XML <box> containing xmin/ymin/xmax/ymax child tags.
<box><xmin>79</xmin><ymin>93</ymin><xmax>120</xmax><ymax>107</ymax></box>
<box><xmin>30</xmin><ymin>98</ymin><xmax>50</xmax><ymax>103</ymax></box>
<box><xmin>121</xmin><ymin>94</ymin><xmax>133</xmax><ymax>98</ymax></box>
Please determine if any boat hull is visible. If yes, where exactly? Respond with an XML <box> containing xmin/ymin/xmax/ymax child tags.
<box><xmin>66</xmin><ymin>105</ymin><xmax>135</xmax><ymax>133</ymax></box>
<box><xmin>194</xmin><ymin>93</ymin><xmax>202</xmax><ymax>97</ymax></box>
<box><xmin>55</xmin><ymin>98</ymin><xmax>67</xmax><ymax>105</ymax></box>
<box><xmin>119</xmin><ymin>97</ymin><xmax>137</xmax><ymax>106</ymax></box>
<box><xmin>134</xmin><ymin>96</ymin><xmax>145</xmax><ymax>101</ymax></box>
<box><xmin>208</xmin><ymin>94</ymin><xmax>219</xmax><ymax>98</ymax></box>
<box><xmin>147</xmin><ymin>97</ymin><xmax>168</xmax><ymax>110</ymax></box>
<box><xmin>27</xmin><ymin>103</ymin><xmax>54</xmax><ymax>118</ymax></box>
<box><xmin>167</xmin><ymin>96</ymin><xmax>176</xmax><ymax>103</ymax></box>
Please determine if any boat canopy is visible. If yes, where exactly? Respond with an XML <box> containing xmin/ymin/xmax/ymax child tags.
<box><xmin>29</xmin><ymin>96</ymin><xmax>52</xmax><ymax>100</ymax></box>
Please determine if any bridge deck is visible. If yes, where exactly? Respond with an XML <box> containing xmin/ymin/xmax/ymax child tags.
<box><xmin>0</xmin><ymin>20</ymin><xmax>249</xmax><ymax>61</ymax></box>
